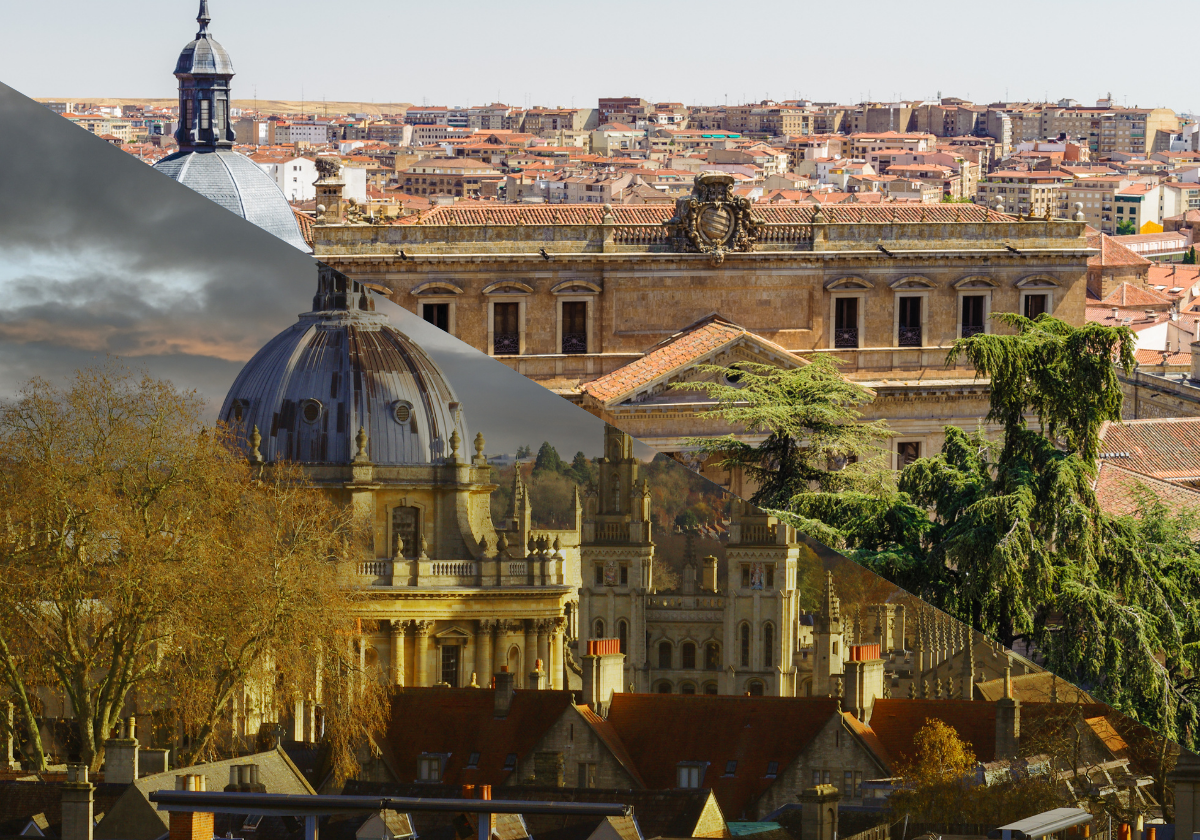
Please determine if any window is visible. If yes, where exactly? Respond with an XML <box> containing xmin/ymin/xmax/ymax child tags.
<box><xmin>766</xmin><ymin>566</ymin><xmax>774</xmax><ymax>589</ymax></box>
<box><xmin>503</xmin><ymin>753</ymin><xmax>518</xmax><ymax>771</ymax></box>
<box><xmin>961</xmin><ymin>295</ymin><xmax>986</xmax><ymax>338</ymax></box>
<box><xmin>1024</xmin><ymin>293</ymin><xmax>1048</xmax><ymax>319</ymax></box>
<box><xmin>493</xmin><ymin>302</ymin><xmax>520</xmax><ymax>355</ymax></box>
<box><xmin>440</xmin><ymin>644</ymin><xmax>459</xmax><ymax>687</ymax></box>
<box><xmin>812</xmin><ymin>770</ymin><xmax>821</xmax><ymax>786</ymax></box>
<box><xmin>763</xmin><ymin>624</ymin><xmax>774</xmax><ymax>669</ymax></box>
<box><xmin>422</xmin><ymin>302</ymin><xmax>450</xmax><ymax>332</ymax></box>
<box><xmin>766</xmin><ymin>761</ymin><xmax>779</xmax><ymax>779</ymax></box>
<box><xmin>659</xmin><ymin>641</ymin><xmax>673</xmax><ymax>669</ymax></box>
<box><xmin>677</xmin><ymin>764</ymin><xmax>704</xmax><ymax>789</ymax></box>
<box><xmin>681</xmin><ymin>683</ymin><xmax>696</xmax><ymax>695</ymax></box>
<box><xmin>562</xmin><ymin>301</ymin><xmax>588</xmax><ymax>354</ymax></box>
<box><xmin>466</xmin><ymin>752</ymin><xmax>480</xmax><ymax>769</ymax></box>
<box><xmin>578</xmin><ymin>762</ymin><xmax>596</xmax><ymax>787</ymax></box>
<box><xmin>619</xmin><ymin>564</ymin><xmax>629</xmax><ymax>586</ymax></box>
<box><xmin>704</xmin><ymin>683</ymin><xmax>718</xmax><ymax>695</ymax></box>
<box><xmin>741</xmin><ymin>565</ymin><xmax>751</xmax><ymax>588</ymax></box>
<box><xmin>657</xmin><ymin>682</ymin><xmax>672</xmax><ymax>693</ymax></box>
<box><xmin>844</xmin><ymin>770</ymin><xmax>854</xmax><ymax>795</ymax></box>
<box><xmin>682</xmin><ymin>642</ymin><xmax>696</xmax><ymax>670</ymax></box>
<box><xmin>854</xmin><ymin>770</ymin><xmax>863</xmax><ymax>797</ymax></box>
<box><xmin>617</xmin><ymin>620</ymin><xmax>628</xmax><ymax>654</ymax></box>
<box><xmin>594</xmin><ymin>618</ymin><xmax>605</xmax><ymax>639</ymax></box>
<box><xmin>740</xmin><ymin>624</ymin><xmax>750</xmax><ymax>668</ymax></box>
<box><xmin>705</xmin><ymin>643</ymin><xmax>720</xmax><ymax>670</ymax></box>
<box><xmin>724</xmin><ymin>760</ymin><xmax>738</xmax><ymax>776</ymax></box>
<box><xmin>594</xmin><ymin>564</ymin><xmax>604</xmax><ymax>585</ymax></box>
<box><xmin>392</xmin><ymin>506</ymin><xmax>419</xmax><ymax>559</ymax></box>
<box><xmin>200</xmin><ymin>98</ymin><xmax>210</xmax><ymax>130</ymax></box>
<box><xmin>898</xmin><ymin>297</ymin><xmax>922</xmax><ymax>346</ymax></box>
<box><xmin>897</xmin><ymin>441</ymin><xmax>921</xmax><ymax>468</ymax></box>
<box><xmin>823</xmin><ymin>769</ymin><xmax>832</xmax><ymax>785</ymax></box>
<box><xmin>747</xmin><ymin>680</ymin><xmax>764</xmax><ymax>696</ymax></box>
<box><xmin>834</xmin><ymin>297</ymin><xmax>859</xmax><ymax>348</ymax></box>
<box><xmin>418</xmin><ymin>755</ymin><xmax>443</xmax><ymax>782</ymax></box>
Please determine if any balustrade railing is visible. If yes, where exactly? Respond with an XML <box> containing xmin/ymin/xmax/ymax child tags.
<box><xmin>612</xmin><ymin>225</ymin><xmax>668</xmax><ymax>246</ymax></box>
<box><xmin>431</xmin><ymin>562</ymin><xmax>475</xmax><ymax>577</ymax></box>
<box><xmin>358</xmin><ymin>560</ymin><xmax>390</xmax><ymax>578</ymax></box>
<box><xmin>507</xmin><ymin>561</ymin><xmax>527</xmax><ymax>576</ymax></box>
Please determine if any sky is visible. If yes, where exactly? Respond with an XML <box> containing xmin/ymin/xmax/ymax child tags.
<box><xmin>1</xmin><ymin>0</ymin><xmax>1197</xmax><ymax>115</ymax></box>
<box><xmin>0</xmin><ymin>80</ymin><xmax>628</xmax><ymax>458</ymax></box>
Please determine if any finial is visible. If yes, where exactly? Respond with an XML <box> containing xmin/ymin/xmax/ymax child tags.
<box><xmin>419</xmin><ymin>534</ymin><xmax>428</xmax><ymax>558</ymax></box>
<box><xmin>196</xmin><ymin>0</ymin><xmax>212</xmax><ymax>35</ymax></box>
<box><xmin>496</xmin><ymin>532</ymin><xmax>508</xmax><ymax>552</ymax></box>
<box><xmin>248</xmin><ymin>425</ymin><xmax>263</xmax><ymax>465</ymax></box>
<box><xmin>528</xmin><ymin>534</ymin><xmax>536</xmax><ymax>553</ymax></box>
<box><xmin>553</xmin><ymin>536</ymin><xmax>562</xmax><ymax>553</ymax></box>
<box><xmin>450</xmin><ymin>428</ymin><xmax>461</xmax><ymax>460</ymax></box>
<box><xmin>393</xmin><ymin>537</ymin><xmax>404</xmax><ymax>561</ymax></box>
<box><xmin>353</xmin><ymin>426</ymin><xmax>369</xmax><ymax>462</ymax></box>
<box><xmin>474</xmin><ymin>432</ymin><xmax>486</xmax><ymax>464</ymax></box>
<box><xmin>469</xmin><ymin>672</ymin><xmax>479</xmax><ymax>688</ymax></box>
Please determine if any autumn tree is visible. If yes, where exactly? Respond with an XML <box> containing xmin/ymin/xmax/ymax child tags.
<box><xmin>0</xmin><ymin>366</ymin><xmax>383</xmax><ymax>777</ymax></box>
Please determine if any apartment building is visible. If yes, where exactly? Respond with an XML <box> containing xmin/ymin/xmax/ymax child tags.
<box><xmin>845</xmin><ymin>131</ymin><xmax>936</xmax><ymax>156</ymax></box>
<box><xmin>976</xmin><ymin>170</ymin><xmax>1072</xmax><ymax>218</ymax></box>
<box><xmin>1063</xmin><ymin>176</ymin><xmax>1130</xmax><ymax>234</ymax></box>
<box><xmin>400</xmin><ymin>158</ymin><xmax>503</xmax><ymax>198</ymax></box>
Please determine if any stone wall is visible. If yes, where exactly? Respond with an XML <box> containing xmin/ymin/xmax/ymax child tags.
<box><xmin>509</xmin><ymin>705</ymin><xmax>640</xmax><ymax>790</ymax></box>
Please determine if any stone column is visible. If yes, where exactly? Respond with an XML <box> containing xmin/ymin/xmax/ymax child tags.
<box><xmin>61</xmin><ymin>765</ymin><xmax>94</xmax><ymax>840</ymax></box>
<box><xmin>494</xmin><ymin>621</ymin><xmax>508</xmax><ymax>681</ymax></box>
<box><xmin>537</xmin><ymin>620</ymin><xmax>551</xmax><ymax>679</ymax></box>
<box><xmin>390</xmin><ymin>620</ymin><xmax>406</xmax><ymax>687</ymax></box>
<box><xmin>523</xmin><ymin>620</ymin><xmax>537</xmax><ymax>688</ymax></box>
<box><xmin>551</xmin><ymin>618</ymin><xmax>565</xmax><ymax>690</ymax></box>
<box><xmin>476</xmin><ymin>620</ymin><xmax>494</xmax><ymax>686</ymax></box>
<box><xmin>414</xmin><ymin>621</ymin><xmax>431</xmax><ymax>687</ymax></box>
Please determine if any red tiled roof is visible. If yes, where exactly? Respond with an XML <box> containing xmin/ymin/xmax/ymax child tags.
<box><xmin>1099</xmin><ymin>418</ymin><xmax>1200</xmax><ymax>481</ymax></box>
<box><xmin>1087</xmin><ymin>233</ymin><xmax>1152</xmax><ymax>268</ymax></box>
<box><xmin>1133</xmin><ymin>348</ymin><xmax>1191</xmax><ymax>365</ymax></box>
<box><xmin>868</xmin><ymin>699</ymin><xmax>997</xmax><ymax>763</ymax></box>
<box><xmin>604</xmin><ymin>694</ymin><xmax>842</xmax><ymax>820</ymax></box>
<box><xmin>293</xmin><ymin>208</ymin><xmax>315</xmax><ymax>249</ymax></box>
<box><xmin>1099</xmin><ymin>283</ymin><xmax>1173</xmax><ymax>307</ymax></box>
<box><xmin>382</xmin><ymin>688</ymin><xmax>577</xmax><ymax>787</ymax></box>
<box><xmin>1094</xmin><ymin>462</ymin><xmax>1200</xmax><ymax>527</ymax></box>
<box><xmin>582</xmin><ymin>316</ymin><xmax>752</xmax><ymax>404</ymax></box>
<box><xmin>1085</xmin><ymin>307</ymin><xmax>1169</xmax><ymax>332</ymax></box>
<box><xmin>841</xmin><ymin>712</ymin><xmax>892</xmax><ymax>768</ymax></box>
<box><xmin>577</xmin><ymin>705</ymin><xmax>647</xmax><ymax>787</ymax></box>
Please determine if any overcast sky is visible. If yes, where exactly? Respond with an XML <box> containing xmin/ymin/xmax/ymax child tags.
<box><xmin>1</xmin><ymin>0</ymin><xmax>1196</xmax><ymax>115</ymax></box>
<box><xmin>0</xmin><ymin>80</ymin><xmax>631</xmax><ymax>458</ymax></box>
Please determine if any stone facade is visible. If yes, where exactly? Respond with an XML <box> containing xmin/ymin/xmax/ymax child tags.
<box><xmin>511</xmin><ymin>704</ymin><xmax>640</xmax><ymax>790</ymax></box>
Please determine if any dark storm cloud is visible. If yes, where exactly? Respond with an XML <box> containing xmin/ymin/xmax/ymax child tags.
<box><xmin>0</xmin><ymin>81</ymin><xmax>617</xmax><ymax>456</ymax></box>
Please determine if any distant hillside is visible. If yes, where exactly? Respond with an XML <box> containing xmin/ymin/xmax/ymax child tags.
<box><xmin>33</xmin><ymin>97</ymin><xmax>414</xmax><ymax>117</ymax></box>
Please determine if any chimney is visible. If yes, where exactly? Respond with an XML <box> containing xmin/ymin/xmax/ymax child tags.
<box><xmin>842</xmin><ymin>644</ymin><xmax>884</xmax><ymax>723</ymax></box>
<box><xmin>581</xmin><ymin>639</ymin><xmax>625</xmax><ymax>716</ymax></box>
<box><xmin>225</xmin><ymin>763</ymin><xmax>266</xmax><ymax>793</ymax></box>
<box><xmin>60</xmin><ymin>765</ymin><xmax>93</xmax><ymax>840</ymax></box>
<box><xmin>104</xmin><ymin>716</ymin><xmax>138</xmax><ymax>785</ymax></box>
<box><xmin>703</xmin><ymin>555</ymin><xmax>718</xmax><ymax>592</ymax></box>
<box><xmin>798</xmin><ymin>785</ymin><xmax>840</xmax><ymax>840</ymax></box>
<box><xmin>1112</xmin><ymin>307</ymin><xmax>1119</xmax><ymax>321</ymax></box>
<box><xmin>169</xmin><ymin>775</ymin><xmax>213</xmax><ymax>840</ymax></box>
<box><xmin>994</xmin><ymin>657</ymin><xmax>1021</xmax><ymax>759</ymax></box>
<box><xmin>494</xmin><ymin>669</ymin><xmax>515</xmax><ymax>719</ymax></box>
<box><xmin>529</xmin><ymin>659</ymin><xmax>547</xmax><ymax>691</ymax></box>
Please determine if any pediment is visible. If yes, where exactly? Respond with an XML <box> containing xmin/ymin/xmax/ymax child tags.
<box><xmin>411</xmin><ymin>281</ymin><xmax>463</xmax><ymax>296</ymax></box>
<box><xmin>482</xmin><ymin>281</ymin><xmax>534</xmax><ymax>295</ymax></box>
<box><xmin>1015</xmin><ymin>274</ymin><xmax>1060</xmax><ymax>288</ymax></box>
<box><xmin>952</xmin><ymin>275</ymin><xmax>999</xmax><ymax>289</ymax></box>
<box><xmin>889</xmin><ymin>275</ymin><xmax>937</xmax><ymax>290</ymax></box>
<box><xmin>551</xmin><ymin>279</ymin><xmax>602</xmax><ymax>294</ymax></box>
<box><xmin>434</xmin><ymin>626</ymin><xmax>471</xmax><ymax>640</ymax></box>
<box><xmin>825</xmin><ymin>276</ymin><xmax>872</xmax><ymax>291</ymax></box>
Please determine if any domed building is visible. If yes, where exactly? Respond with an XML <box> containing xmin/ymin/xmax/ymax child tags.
<box><xmin>153</xmin><ymin>2</ymin><xmax>309</xmax><ymax>252</ymax></box>
<box><xmin>220</xmin><ymin>264</ymin><xmax>581</xmax><ymax>701</ymax></box>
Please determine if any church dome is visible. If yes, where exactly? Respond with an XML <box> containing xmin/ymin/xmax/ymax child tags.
<box><xmin>219</xmin><ymin>266</ymin><xmax>468</xmax><ymax>466</ymax></box>
<box><xmin>153</xmin><ymin>150</ymin><xmax>310</xmax><ymax>251</ymax></box>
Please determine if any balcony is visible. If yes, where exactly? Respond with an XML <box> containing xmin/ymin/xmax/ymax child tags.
<box><xmin>562</xmin><ymin>332</ymin><xmax>588</xmax><ymax>354</ymax></box>
<box><xmin>898</xmin><ymin>326</ymin><xmax>923</xmax><ymax>347</ymax></box>
<box><xmin>835</xmin><ymin>328</ymin><xmax>859</xmax><ymax>349</ymax></box>
<box><xmin>493</xmin><ymin>332</ymin><xmax>519</xmax><ymax>355</ymax></box>
<box><xmin>961</xmin><ymin>324</ymin><xmax>985</xmax><ymax>338</ymax></box>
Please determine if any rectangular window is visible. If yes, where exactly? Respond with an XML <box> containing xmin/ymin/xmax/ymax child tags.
<box><xmin>493</xmin><ymin>302</ymin><xmax>520</xmax><ymax>355</ymax></box>
<box><xmin>897</xmin><ymin>441</ymin><xmax>921</xmax><ymax>468</ymax></box>
<box><xmin>504</xmin><ymin>753</ymin><xmax>518</xmax><ymax>771</ymax></box>
<box><xmin>578</xmin><ymin>763</ymin><xmax>596</xmax><ymax>787</ymax></box>
<box><xmin>595</xmin><ymin>564</ymin><xmax>604</xmax><ymax>585</ymax></box>
<box><xmin>392</xmin><ymin>506</ymin><xmax>419</xmax><ymax>559</ymax></box>
<box><xmin>562</xmin><ymin>301</ymin><xmax>588</xmax><ymax>354</ymax></box>
<box><xmin>441</xmin><ymin>645</ymin><xmax>459</xmax><ymax>688</ymax></box>
<box><xmin>200</xmin><ymin>99</ymin><xmax>210</xmax><ymax>130</ymax></box>
<box><xmin>812</xmin><ymin>770</ymin><xmax>821</xmax><ymax>786</ymax></box>
<box><xmin>854</xmin><ymin>770</ymin><xmax>863</xmax><ymax>798</ymax></box>
<box><xmin>823</xmin><ymin>769</ymin><xmax>832</xmax><ymax>785</ymax></box>
<box><xmin>1024</xmin><ymin>293</ymin><xmax>1048</xmax><ymax>319</ymax></box>
<box><xmin>898</xmin><ymin>297</ymin><xmax>922</xmax><ymax>346</ymax></box>
<box><xmin>418</xmin><ymin>756</ymin><xmax>442</xmax><ymax>782</ymax></box>
<box><xmin>961</xmin><ymin>295</ymin><xmax>986</xmax><ymax>337</ymax></box>
<box><xmin>844</xmin><ymin>770</ymin><xmax>854</xmax><ymax>795</ymax></box>
<box><xmin>619</xmin><ymin>564</ymin><xmax>629</xmax><ymax>585</ymax></box>
<box><xmin>765</xmin><ymin>566</ymin><xmax>775</xmax><ymax>589</ymax></box>
<box><xmin>422</xmin><ymin>302</ymin><xmax>450</xmax><ymax>332</ymax></box>
<box><xmin>766</xmin><ymin>761</ymin><xmax>779</xmax><ymax>778</ymax></box>
<box><xmin>724</xmin><ymin>760</ymin><xmax>738</xmax><ymax>776</ymax></box>
<box><xmin>677</xmin><ymin>764</ymin><xmax>702</xmax><ymax>788</ymax></box>
<box><xmin>466</xmin><ymin>752</ymin><xmax>480</xmax><ymax>769</ymax></box>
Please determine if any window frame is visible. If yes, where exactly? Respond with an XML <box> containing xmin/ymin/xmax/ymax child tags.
<box><xmin>419</xmin><ymin>298</ymin><xmax>456</xmax><ymax>334</ymax></box>
<box><xmin>557</xmin><ymin>296</ymin><xmax>594</xmax><ymax>355</ymax></box>
<box><xmin>893</xmin><ymin>291</ymin><xmax>929</xmax><ymax>348</ymax></box>
<box><xmin>895</xmin><ymin>439</ymin><xmax>923</xmax><ymax>470</ymax></box>
<box><xmin>956</xmin><ymin>290</ymin><xmax>992</xmax><ymax>339</ymax></box>
<box><xmin>828</xmin><ymin>290</ymin><xmax>867</xmax><ymax>350</ymax></box>
<box><xmin>486</xmin><ymin>294</ymin><xmax>527</xmax><ymax>357</ymax></box>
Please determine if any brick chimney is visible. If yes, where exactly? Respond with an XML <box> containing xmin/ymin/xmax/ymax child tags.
<box><xmin>494</xmin><ymin>668</ymin><xmax>515</xmax><ymax>719</ymax></box>
<box><xmin>581</xmin><ymin>639</ymin><xmax>625</xmax><ymax>716</ymax></box>
<box><xmin>528</xmin><ymin>659</ymin><xmax>547</xmax><ymax>691</ymax></box>
<box><xmin>104</xmin><ymin>717</ymin><xmax>138</xmax><ymax>785</ymax></box>
<box><xmin>842</xmin><ymin>644</ymin><xmax>884</xmax><ymax>723</ymax></box>
<box><xmin>60</xmin><ymin>765</ymin><xmax>93</xmax><ymax>840</ymax></box>
<box><xmin>225</xmin><ymin>763</ymin><xmax>266</xmax><ymax>793</ymax></box>
<box><xmin>170</xmin><ymin>774</ymin><xmax>213</xmax><ymax>840</ymax></box>
<box><xmin>994</xmin><ymin>657</ymin><xmax>1021</xmax><ymax>759</ymax></box>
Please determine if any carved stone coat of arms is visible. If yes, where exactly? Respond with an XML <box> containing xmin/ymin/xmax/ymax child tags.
<box><xmin>664</xmin><ymin>171</ymin><xmax>763</xmax><ymax>262</ymax></box>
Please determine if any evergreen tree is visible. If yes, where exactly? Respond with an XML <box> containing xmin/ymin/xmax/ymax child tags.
<box><xmin>1185</xmin><ymin>247</ymin><xmax>1197</xmax><ymax>265</ymax></box>
<box><xmin>515</xmin><ymin>444</ymin><xmax>532</xmax><ymax>460</ymax></box>
<box><xmin>532</xmin><ymin>441</ymin><xmax>565</xmax><ymax>475</ymax></box>
<box><xmin>568</xmin><ymin>451</ymin><xmax>596</xmax><ymax>486</ymax></box>
<box><xmin>673</xmin><ymin>357</ymin><xmax>894</xmax><ymax>510</ymax></box>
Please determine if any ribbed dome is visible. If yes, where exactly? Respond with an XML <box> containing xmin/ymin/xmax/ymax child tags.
<box><xmin>175</xmin><ymin>34</ymin><xmax>234</xmax><ymax>76</ymax></box>
<box><xmin>219</xmin><ymin>266</ymin><xmax>468</xmax><ymax>466</ymax></box>
<box><xmin>153</xmin><ymin>150</ymin><xmax>309</xmax><ymax>251</ymax></box>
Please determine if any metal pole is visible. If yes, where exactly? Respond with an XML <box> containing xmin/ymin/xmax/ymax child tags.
<box><xmin>305</xmin><ymin>814</ymin><xmax>318</xmax><ymax>840</ymax></box>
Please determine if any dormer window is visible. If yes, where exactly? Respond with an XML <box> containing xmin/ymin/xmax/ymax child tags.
<box><xmin>503</xmin><ymin>753</ymin><xmax>518</xmax><ymax>771</ymax></box>
<box><xmin>466</xmin><ymin>752</ymin><xmax>480</xmax><ymax>769</ymax></box>
<box><xmin>766</xmin><ymin>761</ymin><xmax>779</xmax><ymax>779</ymax></box>
<box><xmin>677</xmin><ymin>762</ymin><xmax>705</xmax><ymax>789</ymax></box>
<box><xmin>417</xmin><ymin>754</ymin><xmax>444</xmax><ymax>782</ymax></box>
<box><xmin>724</xmin><ymin>760</ymin><xmax>738</xmax><ymax>776</ymax></box>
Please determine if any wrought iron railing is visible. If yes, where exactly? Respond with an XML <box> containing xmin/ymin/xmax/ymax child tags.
<box><xmin>493</xmin><ymin>332</ymin><xmax>519</xmax><ymax>355</ymax></box>
<box><xmin>961</xmin><ymin>324</ymin><xmax>985</xmax><ymax>338</ymax></box>
<box><xmin>834</xmin><ymin>328</ymin><xmax>859</xmax><ymax>349</ymax></box>
<box><xmin>562</xmin><ymin>332</ymin><xmax>588</xmax><ymax>354</ymax></box>
<box><xmin>898</xmin><ymin>326</ymin><xmax>923</xmax><ymax>347</ymax></box>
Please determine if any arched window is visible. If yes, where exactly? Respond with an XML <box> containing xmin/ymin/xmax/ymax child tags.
<box><xmin>763</xmin><ymin>623</ymin><xmax>774</xmax><ymax>669</ymax></box>
<box><xmin>740</xmin><ymin>624</ymin><xmax>751</xmax><ymax>668</ymax></box>
<box><xmin>617</xmin><ymin>619</ymin><xmax>628</xmax><ymax>654</ymax></box>
<box><xmin>703</xmin><ymin>682</ymin><xmax>719</xmax><ymax>695</ymax></box>
<box><xmin>681</xmin><ymin>642</ymin><xmax>696</xmax><ymax>670</ymax></box>
<box><xmin>747</xmin><ymin>680</ymin><xmax>765</xmax><ymax>696</ymax></box>
<box><xmin>705</xmin><ymin>642</ymin><xmax>721</xmax><ymax>670</ymax></box>
<box><xmin>657</xmin><ymin>681</ymin><xmax>672</xmax><ymax>694</ymax></box>
<box><xmin>658</xmin><ymin>641</ymin><xmax>673</xmax><ymax>670</ymax></box>
<box><xmin>594</xmin><ymin>618</ymin><xmax>605</xmax><ymax>639</ymax></box>
<box><xmin>681</xmin><ymin>683</ymin><xmax>696</xmax><ymax>695</ymax></box>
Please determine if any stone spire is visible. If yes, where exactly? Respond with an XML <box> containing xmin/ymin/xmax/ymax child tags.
<box><xmin>961</xmin><ymin>623</ymin><xmax>975</xmax><ymax>700</ymax></box>
<box><xmin>821</xmin><ymin>571</ymin><xmax>841</xmax><ymax>624</ymax></box>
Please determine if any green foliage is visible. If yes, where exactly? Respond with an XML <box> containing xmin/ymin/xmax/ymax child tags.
<box><xmin>1185</xmin><ymin>247</ymin><xmax>1197</xmax><ymax>265</ymax></box>
<box><xmin>533</xmin><ymin>441</ymin><xmax>564</xmax><ymax>475</ymax></box>
<box><xmin>568</xmin><ymin>451</ymin><xmax>596</xmax><ymax>486</ymax></box>
<box><xmin>675</xmin><ymin>510</ymin><xmax>700</xmax><ymax>530</ymax></box>
<box><xmin>673</xmin><ymin>357</ymin><xmax>894</xmax><ymax>509</ymax></box>
<box><xmin>1117</xmin><ymin>219</ymin><xmax>1137</xmax><ymax>236</ymax></box>
<box><xmin>515</xmin><ymin>445</ymin><xmax>532</xmax><ymax>459</ymax></box>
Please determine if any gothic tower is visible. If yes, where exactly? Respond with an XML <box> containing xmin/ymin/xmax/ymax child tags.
<box><xmin>813</xmin><ymin>571</ymin><xmax>844</xmax><ymax>696</ymax></box>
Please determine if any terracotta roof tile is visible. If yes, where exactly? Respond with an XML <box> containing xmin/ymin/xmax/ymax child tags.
<box><xmin>1099</xmin><ymin>418</ymin><xmax>1200</xmax><ymax>481</ymax></box>
<box><xmin>1093</xmin><ymin>462</ymin><xmax>1200</xmax><ymax>528</ymax></box>
<box><xmin>1087</xmin><ymin>233</ymin><xmax>1152</xmax><ymax>268</ymax></box>
<box><xmin>1133</xmin><ymin>348</ymin><xmax>1191</xmax><ymax>365</ymax></box>
<box><xmin>576</xmin><ymin>705</ymin><xmax>647</xmax><ymax>787</ymax></box>
<box><xmin>1099</xmin><ymin>283</ymin><xmax>1173</xmax><ymax>307</ymax></box>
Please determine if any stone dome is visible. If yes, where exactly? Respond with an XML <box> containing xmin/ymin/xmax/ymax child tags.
<box><xmin>174</xmin><ymin>1</ymin><xmax>233</xmax><ymax>75</ymax></box>
<box><xmin>153</xmin><ymin>150</ymin><xmax>310</xmax><ymax>251</ymax></box>
<box><xmin>219</xmin><ymin>266</ymin><xmax>468</xmax><ymax>466</ymax></box>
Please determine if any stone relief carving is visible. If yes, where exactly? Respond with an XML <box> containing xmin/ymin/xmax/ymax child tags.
<box><xmin>664</xmin><ymin>172</ymin><xmax>763</xmax><ymax>263</ymax></box>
